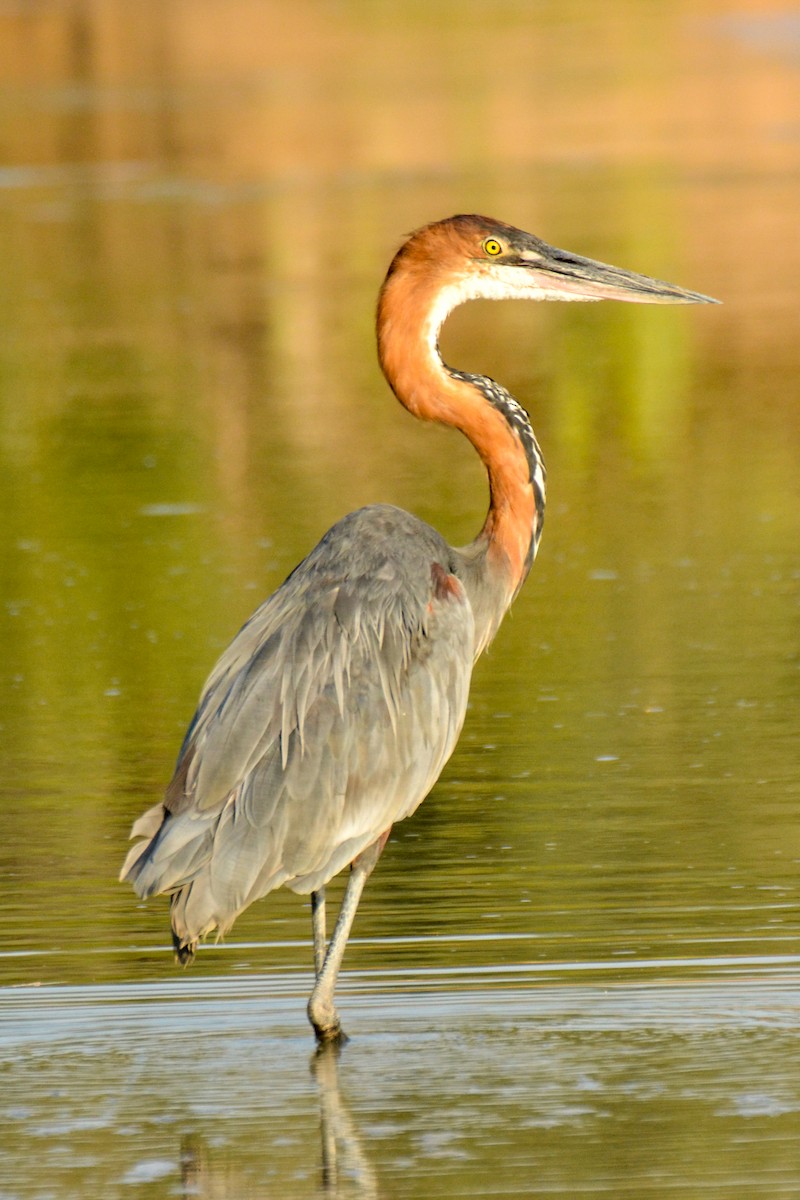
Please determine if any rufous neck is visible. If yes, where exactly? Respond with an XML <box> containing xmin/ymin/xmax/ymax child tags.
<box><xmin>377</xmin><ymin>266</ymin><xmax>540</xmax><ymax>601</ymax></box>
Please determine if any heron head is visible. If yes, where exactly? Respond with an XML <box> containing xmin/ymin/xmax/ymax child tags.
<box><xmin>407</xmin><ymin>214</ymin><xmax>719</xmax><ymax>307</ymax></box>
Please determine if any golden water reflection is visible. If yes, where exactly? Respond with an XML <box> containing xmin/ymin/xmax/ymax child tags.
<box><xmin>1</xmin><ymin>2</ymin><xmax>799</xmax><ymax>1198</ymax></box>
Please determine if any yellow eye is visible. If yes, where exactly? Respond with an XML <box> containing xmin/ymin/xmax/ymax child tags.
<box><xmin>483</xmin><ymin>238</ymin><xmax>503</xmax><ymax>257</ymax></box>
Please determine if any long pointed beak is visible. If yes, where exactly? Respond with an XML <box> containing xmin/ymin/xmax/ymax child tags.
<box><xmin>525</xmin><ymin>243</ymin><xmax>719</xmax><ymax>305</ymax></box>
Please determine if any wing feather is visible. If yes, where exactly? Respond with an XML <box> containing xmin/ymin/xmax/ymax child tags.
<box><xmin>121</xmin><ymin>506</ymin><xmax>475</xmax><ymax>948</ymax></box>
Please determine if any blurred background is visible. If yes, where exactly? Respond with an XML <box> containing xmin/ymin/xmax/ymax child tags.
<box><xmin>1</xmin><ymin>1</ymin><xmax>799</xmax><ymax>1197</ymax></box>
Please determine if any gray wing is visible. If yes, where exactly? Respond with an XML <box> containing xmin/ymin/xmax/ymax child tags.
<box><xmin>121</xmin><ymin>505</ymin><xmax>475</xmax><ymax>949</ymax></box>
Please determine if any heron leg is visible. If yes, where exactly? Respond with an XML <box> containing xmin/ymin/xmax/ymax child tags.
<box><xmin>307</xmin><ymin>830</ymin><xmax>390</xmax><ymax>1044</ymax></box>
<box><xmin>311</xmin><ymin>887</ymin><xmax>327</xmax><ymax>978</ymax></box>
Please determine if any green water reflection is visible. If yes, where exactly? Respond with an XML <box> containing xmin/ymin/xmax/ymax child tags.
<box><xmin>2</xmin><ymin>174</ymin><xmax>796</xmax><ymax>983</ymax></box>
<box><xmin>1</xmin><ymin>1</ymin><xmax>799</xmax><ymax>1197</ymax></box>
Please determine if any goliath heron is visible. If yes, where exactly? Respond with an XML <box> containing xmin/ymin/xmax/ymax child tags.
<box><xmin>121</xmin><ymin>214</ymin><xmax>715</xmax><ymax>1042</ymax></box>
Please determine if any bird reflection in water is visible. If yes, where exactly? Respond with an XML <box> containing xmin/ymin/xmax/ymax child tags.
<box><xmin>176</xmin><ymin>1045</ymin><xmax>378</xmax><ymax>1199</ymax></box>
<box><xmin>313</xmin><ymin>1044</ymin><xmax>379</xmax><ymax>1197</ymax></box>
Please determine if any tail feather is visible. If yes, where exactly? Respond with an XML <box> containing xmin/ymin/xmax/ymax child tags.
<box><xmin>120</xmin><ymin>802</ymin><xmax>221</xmax><ymax>958</ymax></box>
<box><xmin>119</xmin><ymin>802</ymin><xmax>166</xmax><ymax>883</ymax></box>
<box><xmin>171</xmin><ymin>921</ymin><xmax>197</xmax><ymax>965</ymax></box>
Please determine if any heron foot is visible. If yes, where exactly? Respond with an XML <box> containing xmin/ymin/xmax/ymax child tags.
<box><xmin>308</xmin><ymin>993</ymin><xmax>349</xmax><ymax>1046</ymax></box>
<box><xmin>314</xmin><ymin>1023</ymin><xmax>350</xmax><ymax>1049</ymax></box>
